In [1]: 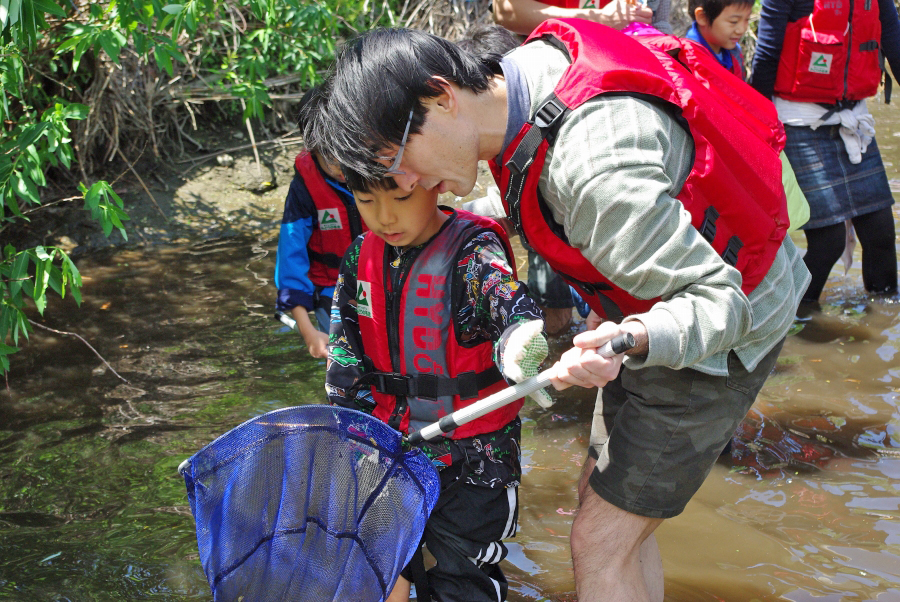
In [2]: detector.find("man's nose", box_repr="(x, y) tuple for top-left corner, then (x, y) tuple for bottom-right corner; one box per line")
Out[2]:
(391, 170), (419, 192)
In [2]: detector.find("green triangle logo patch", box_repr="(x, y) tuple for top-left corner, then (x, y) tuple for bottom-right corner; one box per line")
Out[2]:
(808, 52), (832, 75)
(356, 281), (372, 318)
(318, 208), (343, 231)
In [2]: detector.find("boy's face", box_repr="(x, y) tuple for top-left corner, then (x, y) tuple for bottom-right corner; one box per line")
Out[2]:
(697, 4), (752, 53)
(353, 184), (446, 249)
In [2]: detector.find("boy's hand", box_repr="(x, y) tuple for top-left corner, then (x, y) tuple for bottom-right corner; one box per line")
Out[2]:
(305, 330), (329, 359)
(291, 307), (330, 359)
(500, 319), (553, 408)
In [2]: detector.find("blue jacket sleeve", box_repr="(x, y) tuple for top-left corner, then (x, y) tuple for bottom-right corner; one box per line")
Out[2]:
(879, 0), (900, 79)
(274, 175), (317, 312)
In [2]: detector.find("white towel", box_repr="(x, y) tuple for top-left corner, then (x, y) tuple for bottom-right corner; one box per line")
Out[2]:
(774, 97), (876, 164)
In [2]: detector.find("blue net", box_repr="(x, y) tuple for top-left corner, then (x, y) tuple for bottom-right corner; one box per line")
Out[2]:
(181, 405), (441, 602)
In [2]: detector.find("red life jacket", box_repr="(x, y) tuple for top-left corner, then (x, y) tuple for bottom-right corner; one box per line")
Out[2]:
(728, 46), (745, 80)
(535, 0), (611, 8)
(355, 209), (522, 438)
(489, 19), (789, 321)
(294, 151), (367, 288)
(774, 0), (882, 103)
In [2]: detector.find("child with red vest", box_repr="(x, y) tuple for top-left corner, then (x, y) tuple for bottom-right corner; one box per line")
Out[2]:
(684, 0), (752, 80)
(326, 172), (547, 602)
(274, 92), (366, 358)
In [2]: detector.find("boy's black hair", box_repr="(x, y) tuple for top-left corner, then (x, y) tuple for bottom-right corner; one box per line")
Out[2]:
(343, 168), (400, 194)
(303, 28), (502, 183)
(457, 23), (521, 60)
(689, 0), (753, 25)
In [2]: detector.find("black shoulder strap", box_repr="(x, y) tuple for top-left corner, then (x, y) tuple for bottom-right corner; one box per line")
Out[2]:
(503, 93), (569, 244)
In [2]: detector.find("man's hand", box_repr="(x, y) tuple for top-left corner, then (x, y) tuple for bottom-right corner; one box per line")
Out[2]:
(550, 319), (648, 390)
(587, 0), (652, 30)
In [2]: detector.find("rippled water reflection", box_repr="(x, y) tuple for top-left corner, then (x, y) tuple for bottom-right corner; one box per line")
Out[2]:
(2, 102), (899, 601)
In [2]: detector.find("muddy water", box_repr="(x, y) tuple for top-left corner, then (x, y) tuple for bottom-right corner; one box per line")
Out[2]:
(1, 102), (899, 601)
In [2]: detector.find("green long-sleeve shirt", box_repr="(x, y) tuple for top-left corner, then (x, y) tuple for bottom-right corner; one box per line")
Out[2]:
(503, 40), (811, 375)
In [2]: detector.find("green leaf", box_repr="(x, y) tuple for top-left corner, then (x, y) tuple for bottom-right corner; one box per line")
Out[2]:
(11, 173), (39, 205)
(31, 0), (66, 18)
(62, 103), (89, 120)
(98, 30), (123, 63)
(154, 45), (173, 76)
(17, 122), (48, 149)
(0, 343), (19, 355)
(161, 3), (182, 13)
(8, 251), (28, 299)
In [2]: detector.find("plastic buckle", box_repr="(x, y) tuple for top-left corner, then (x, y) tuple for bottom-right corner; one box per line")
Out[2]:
(722, 236), (743, 266)
(534, 97), (565, 130)
(377, 373), (413, 397)
(699, 206), (719, 242)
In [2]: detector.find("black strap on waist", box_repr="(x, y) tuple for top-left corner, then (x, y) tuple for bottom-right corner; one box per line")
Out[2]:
(860, 40), (879, 52)
(355, 364), (504, 401)
(307, 249), (342, 269)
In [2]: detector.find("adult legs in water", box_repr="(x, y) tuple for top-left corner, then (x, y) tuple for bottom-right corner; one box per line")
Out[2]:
(852, 207), (897, 295)
(802, 206), (898, 302)
(572, 456), (664, 602)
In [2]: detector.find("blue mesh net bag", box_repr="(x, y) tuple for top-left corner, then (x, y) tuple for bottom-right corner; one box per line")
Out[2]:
(180, 405), (441, 602)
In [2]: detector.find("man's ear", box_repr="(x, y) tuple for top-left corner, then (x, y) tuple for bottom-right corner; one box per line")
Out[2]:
(694, 6), (710, 27)
(427, 76), (459, 117)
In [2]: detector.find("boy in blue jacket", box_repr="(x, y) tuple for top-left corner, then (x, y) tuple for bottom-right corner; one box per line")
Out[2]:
(685, 0), (753, 79)
(274, 89), (366, 357)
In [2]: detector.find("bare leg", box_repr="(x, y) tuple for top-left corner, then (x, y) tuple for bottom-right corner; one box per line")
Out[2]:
(386, 575), (410, 602)
(573, 456), (664, 602)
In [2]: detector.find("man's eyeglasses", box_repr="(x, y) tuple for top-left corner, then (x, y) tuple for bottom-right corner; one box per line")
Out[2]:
(377, 109), (414, 176)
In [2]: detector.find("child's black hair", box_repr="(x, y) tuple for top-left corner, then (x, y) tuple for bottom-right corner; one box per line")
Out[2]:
(457, 24), (521, 60)
(689, 0), (753, 25)
(343, 169), (400, 195)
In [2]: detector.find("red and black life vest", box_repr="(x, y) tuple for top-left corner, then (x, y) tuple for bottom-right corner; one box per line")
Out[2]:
(774, 0), (882, 104)
(355, 209), (522, 438)
(535, 0), (611, 8)
(489, 19), (789, 322)
(727, 46), (745, 80)
(294, 151), (366, 288)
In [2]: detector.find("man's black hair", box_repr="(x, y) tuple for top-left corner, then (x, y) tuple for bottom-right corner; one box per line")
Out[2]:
(303, 27), (501, 182)
(688, 0), (753, 26)
(297, 86), (320, 132)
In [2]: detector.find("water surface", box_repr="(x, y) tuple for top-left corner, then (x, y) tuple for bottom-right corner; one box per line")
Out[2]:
(2, 102), (899, 601)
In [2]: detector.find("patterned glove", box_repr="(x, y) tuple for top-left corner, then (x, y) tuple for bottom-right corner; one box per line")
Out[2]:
(499, 319), (553, 408)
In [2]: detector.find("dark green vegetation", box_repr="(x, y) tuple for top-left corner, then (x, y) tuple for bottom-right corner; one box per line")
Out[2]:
(1, 0), (496, 375)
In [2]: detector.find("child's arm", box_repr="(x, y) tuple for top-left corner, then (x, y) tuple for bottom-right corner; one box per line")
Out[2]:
(455, 230), (551, 405)
(290, 306), (329, 358)
(325, 239), (375, 412)
(274, 175), (321, 357)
